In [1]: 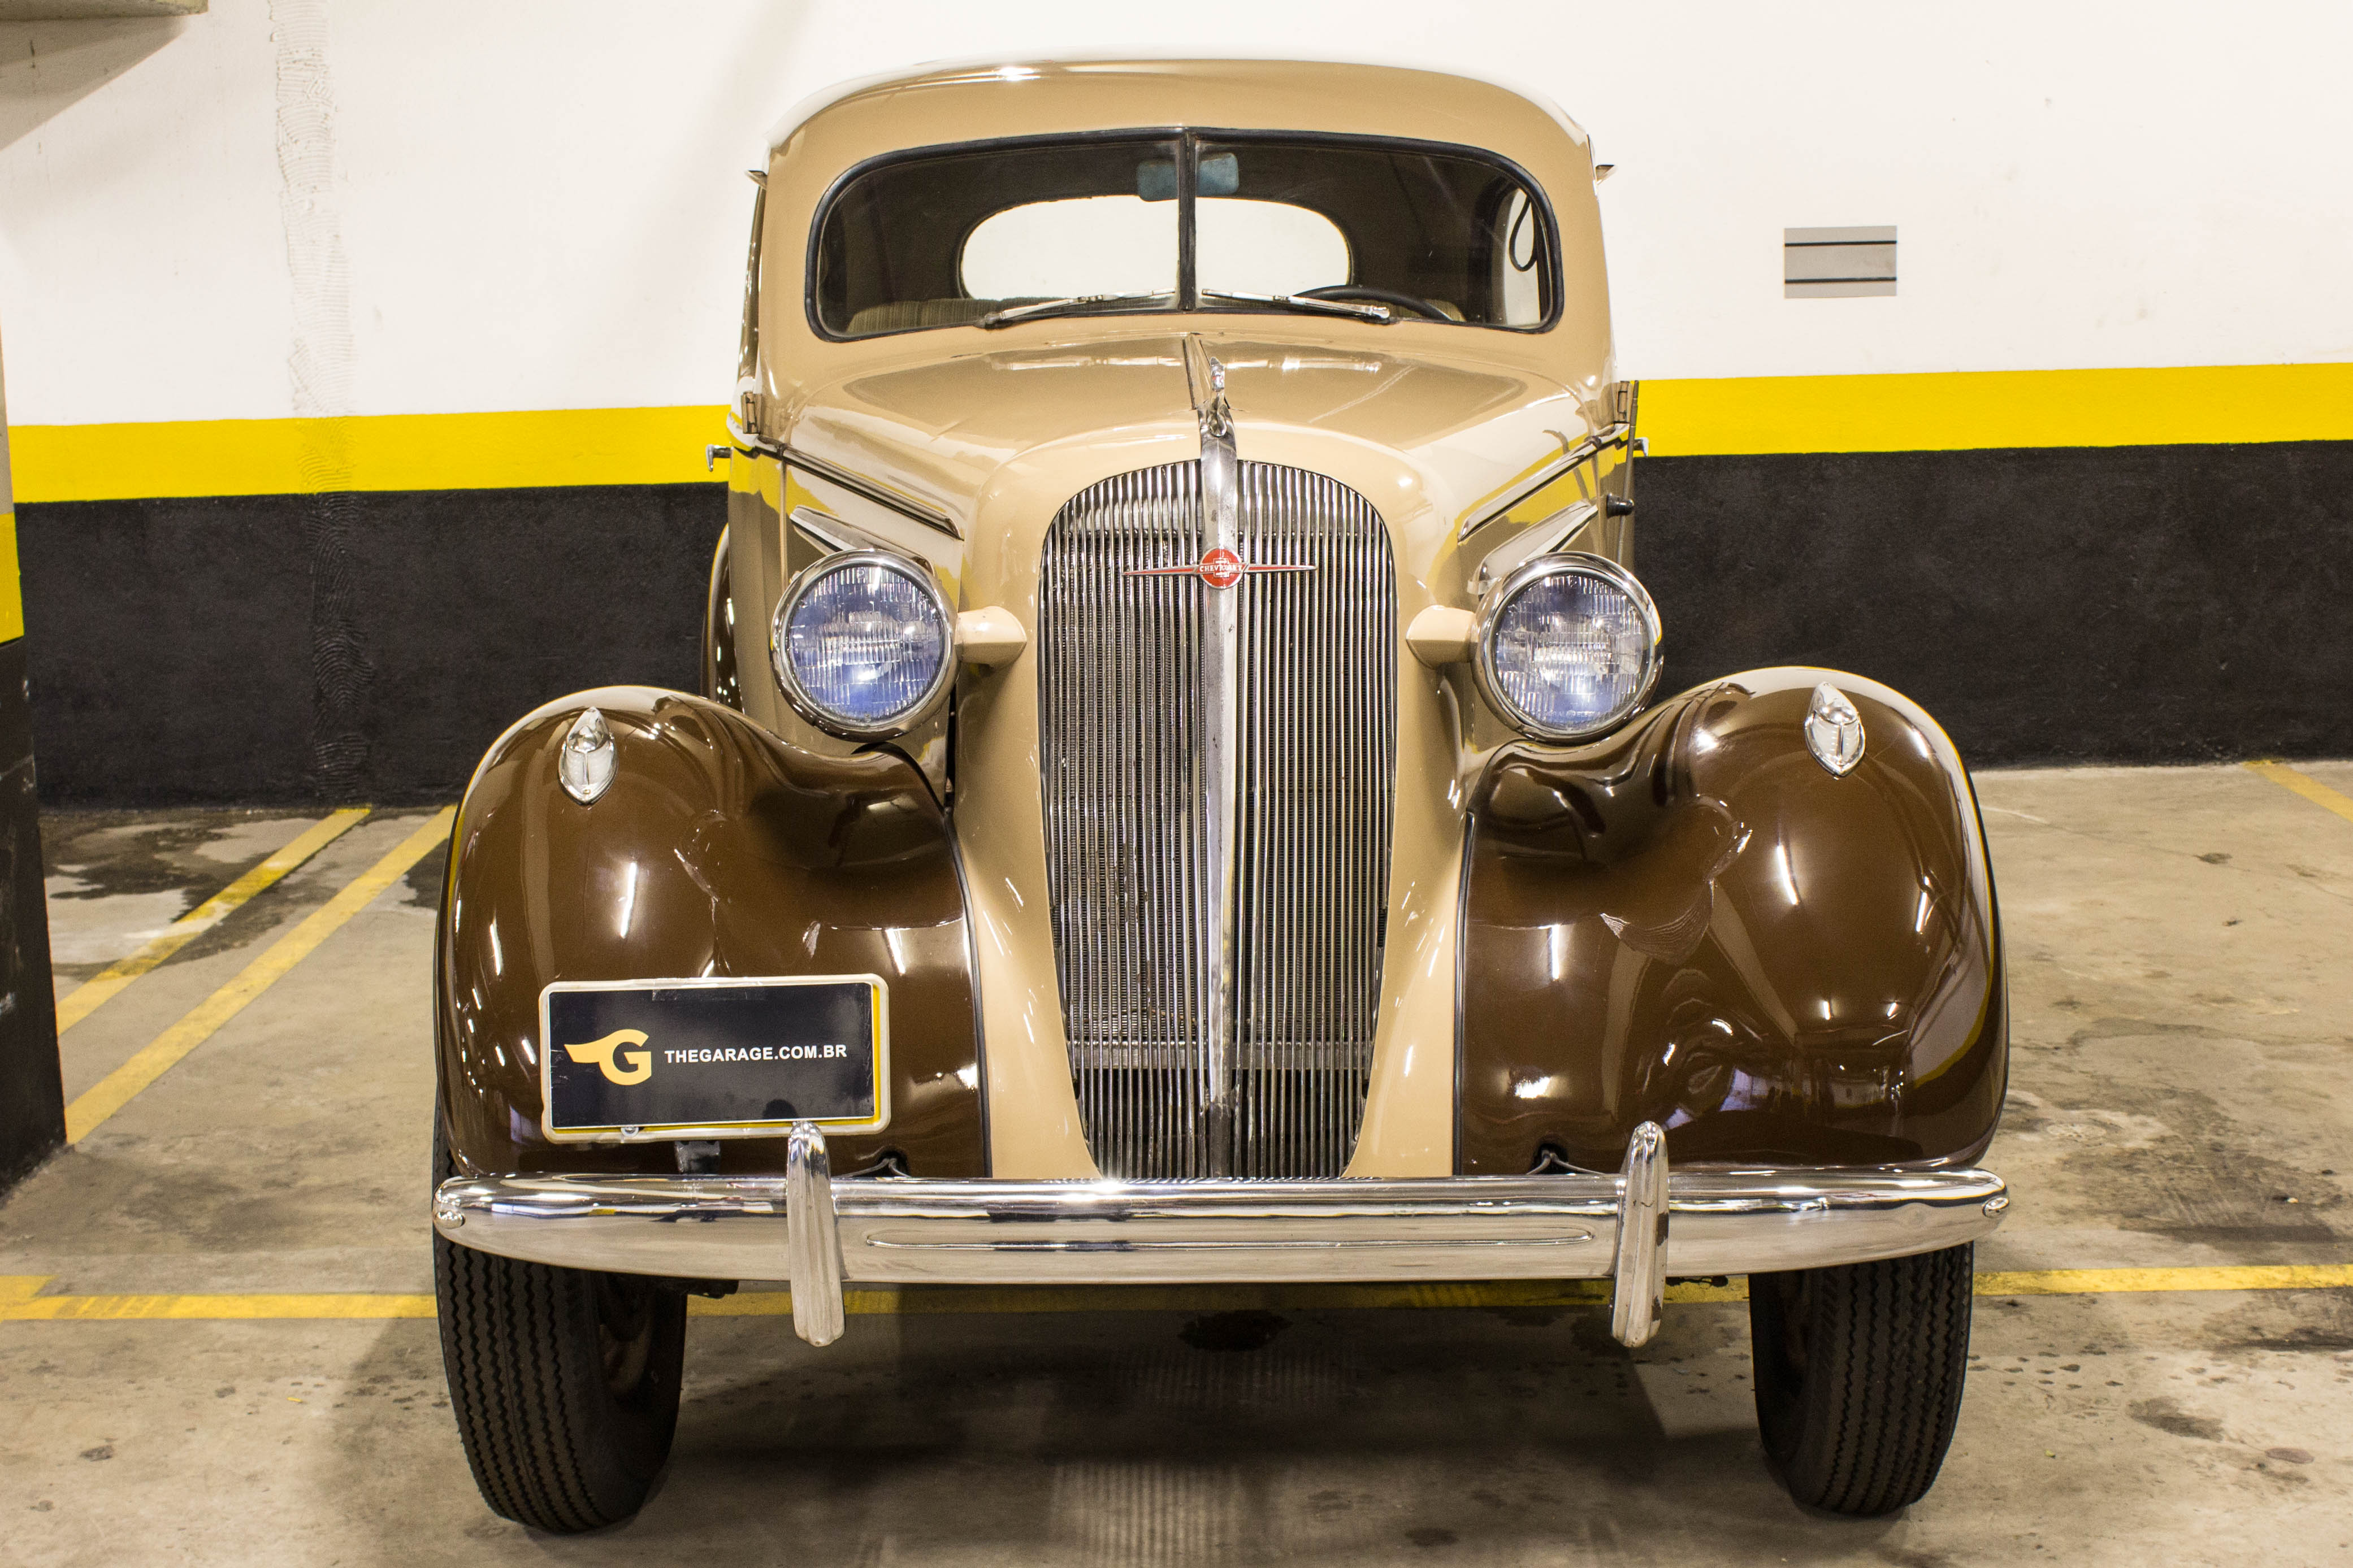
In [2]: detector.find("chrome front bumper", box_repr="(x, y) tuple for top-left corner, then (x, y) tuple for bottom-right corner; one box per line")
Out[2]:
(432, 1122), (2009, 1349)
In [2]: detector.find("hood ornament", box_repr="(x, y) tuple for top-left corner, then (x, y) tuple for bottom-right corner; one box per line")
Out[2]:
(1804, 683), (1866, 776)
(1125, 356), (1315, 588)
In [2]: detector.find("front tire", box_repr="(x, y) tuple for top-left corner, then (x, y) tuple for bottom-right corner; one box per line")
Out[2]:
(432, 1119), (686, 1532)
(1748, 1243), (1974, 1515)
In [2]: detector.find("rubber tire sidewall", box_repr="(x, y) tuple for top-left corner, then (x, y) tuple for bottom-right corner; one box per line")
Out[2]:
(1749, 1243), (1975, 1516)
(432, 1115), (687, 1532)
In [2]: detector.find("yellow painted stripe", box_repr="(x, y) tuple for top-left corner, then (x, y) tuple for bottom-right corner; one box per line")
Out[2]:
(0, 1289), (436, 1322)
(0, 508), (22, 642)
(2245, 759), (2353, 826)
(1973, 1265), (2353, 1297)
(12, 362), (2353, 502)
(1640, 361), (2353, 457)
(55, 808), (370, 1034)
(9, 406), (729, 504)
(61, 808), (454, 1143)
(3, 1265), (2348, 1322)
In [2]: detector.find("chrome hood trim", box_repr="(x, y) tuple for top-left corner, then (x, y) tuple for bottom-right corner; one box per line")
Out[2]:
(1197, 353), (1244, 1172)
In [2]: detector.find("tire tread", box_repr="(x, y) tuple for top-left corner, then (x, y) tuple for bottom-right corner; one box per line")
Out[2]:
(1752, 1243), (1973, 1515)
(433, 1122), (678, 1532)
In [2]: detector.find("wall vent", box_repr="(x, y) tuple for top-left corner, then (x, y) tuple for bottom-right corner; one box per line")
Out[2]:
(1784, 226), (1895, 298)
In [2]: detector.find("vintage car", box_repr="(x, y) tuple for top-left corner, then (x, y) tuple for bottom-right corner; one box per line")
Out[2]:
(428, 58), (2008, 1531)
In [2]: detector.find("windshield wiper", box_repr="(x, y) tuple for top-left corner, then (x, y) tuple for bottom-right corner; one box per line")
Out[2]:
(979, 288), (1392, 330)
(1199, 289), (1393, 323)
(977, 292), (1177, 329)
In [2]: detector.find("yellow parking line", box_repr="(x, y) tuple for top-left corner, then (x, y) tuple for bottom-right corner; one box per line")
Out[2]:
(0, 1287), (435, 1321)
(55, 808), (370, 1033)
(2245, 759), (2353, 825)
(3, 1263), (2348, 1322)
(61, 808), (455, 1144)
(1973, 1264), (2353, 1296)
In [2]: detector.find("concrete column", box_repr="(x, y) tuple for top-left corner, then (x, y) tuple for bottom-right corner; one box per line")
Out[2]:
(0, 328), (65, 1193)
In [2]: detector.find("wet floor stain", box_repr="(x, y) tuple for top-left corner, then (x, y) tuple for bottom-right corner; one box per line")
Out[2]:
(41, 811), (318, 982)
(2202, 1289), (2353, 1354)
(2127, 1396), (2224, 1441)
(41, 810), (312, 904)
(36, 807), (408, 986)
(402, 853), (444, 911)
(1998, 1050), (2346, 1249)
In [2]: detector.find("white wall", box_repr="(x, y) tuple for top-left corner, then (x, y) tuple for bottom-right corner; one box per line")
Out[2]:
(3, 0), (2350, 427)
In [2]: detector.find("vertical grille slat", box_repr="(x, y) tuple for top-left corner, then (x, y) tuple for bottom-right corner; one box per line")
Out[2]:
(1038, 460), (1397, 1179)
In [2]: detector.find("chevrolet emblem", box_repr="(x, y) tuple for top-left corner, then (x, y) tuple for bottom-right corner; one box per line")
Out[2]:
(1124, 547), (1315, 589)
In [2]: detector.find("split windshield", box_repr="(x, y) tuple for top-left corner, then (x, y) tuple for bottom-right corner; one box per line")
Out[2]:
(811, 132), (1556, 338)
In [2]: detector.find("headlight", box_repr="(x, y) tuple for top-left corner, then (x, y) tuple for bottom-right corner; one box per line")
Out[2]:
(770, 550), (954, 739)
(1474, 553), (1661, 741)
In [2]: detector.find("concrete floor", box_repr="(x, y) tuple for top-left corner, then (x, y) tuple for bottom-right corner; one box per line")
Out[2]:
(1, 762), (2348, 1565)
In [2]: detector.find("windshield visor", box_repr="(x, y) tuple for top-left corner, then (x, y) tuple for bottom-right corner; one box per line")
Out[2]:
(809, 132), (1558, 338)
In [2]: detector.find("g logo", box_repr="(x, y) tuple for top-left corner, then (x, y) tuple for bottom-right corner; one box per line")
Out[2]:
(565, 1028), (652, 1085)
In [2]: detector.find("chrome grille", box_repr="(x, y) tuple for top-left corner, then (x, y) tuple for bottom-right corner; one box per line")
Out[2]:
(1037, 461), (1396, 1178)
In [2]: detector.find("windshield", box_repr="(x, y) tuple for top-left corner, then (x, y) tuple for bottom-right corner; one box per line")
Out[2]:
(810, 131), (1557, 338)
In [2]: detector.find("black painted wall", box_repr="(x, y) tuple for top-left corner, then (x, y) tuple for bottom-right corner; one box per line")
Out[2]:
(20, 484), (725, 805)
(1635, 441), (2353, 767)
(14, 437), (2351, 805)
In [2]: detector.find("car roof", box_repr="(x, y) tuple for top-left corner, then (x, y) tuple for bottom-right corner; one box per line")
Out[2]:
(765, 56), (1589, 170)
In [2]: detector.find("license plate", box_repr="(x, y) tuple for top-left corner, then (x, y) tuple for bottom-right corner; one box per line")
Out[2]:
(539, 974), (889, 1143)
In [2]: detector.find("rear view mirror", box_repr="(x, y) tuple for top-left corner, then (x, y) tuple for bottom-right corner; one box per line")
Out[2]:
(1137, 152), (1240, 202)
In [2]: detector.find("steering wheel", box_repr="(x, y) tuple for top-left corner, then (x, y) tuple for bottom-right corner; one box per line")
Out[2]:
(1298, 284), (1453, 322)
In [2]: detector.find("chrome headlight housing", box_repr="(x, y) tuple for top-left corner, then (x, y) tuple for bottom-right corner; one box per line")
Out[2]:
(770, 550), (955, 739)
(1474, 553), (1662, 742)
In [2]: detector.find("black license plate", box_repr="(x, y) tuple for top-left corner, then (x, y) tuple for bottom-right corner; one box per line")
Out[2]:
(539, 975), (889, 1142)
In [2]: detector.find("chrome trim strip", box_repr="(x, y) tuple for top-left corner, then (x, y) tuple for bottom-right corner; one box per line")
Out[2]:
(432, 1163), (2009, 1289)
(1197, 359), (1242, 1176)
(786, 503), (881, 558)
(1124, 560), (1316, 579)
(1455, 422), (1631, 543)
(860, 1232), (1597, 1253)
(724, 416), (962, 540)
(1471, 498), (1599, 597)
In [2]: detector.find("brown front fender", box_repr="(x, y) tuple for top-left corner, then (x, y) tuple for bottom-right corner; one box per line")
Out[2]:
(1458, 668), (2005, 1174)
(436, 687), (985, 1179)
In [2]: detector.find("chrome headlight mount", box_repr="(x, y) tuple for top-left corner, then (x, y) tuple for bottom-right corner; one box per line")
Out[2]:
(1473, 552), (1662, 743)
(770, 550), (956, 740)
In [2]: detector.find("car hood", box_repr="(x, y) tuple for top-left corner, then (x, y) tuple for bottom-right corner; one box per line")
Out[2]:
(778, 324), (1606, 574)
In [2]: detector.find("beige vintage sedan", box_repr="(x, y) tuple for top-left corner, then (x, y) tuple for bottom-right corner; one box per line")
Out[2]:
(430, 58), (2009, 1531)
